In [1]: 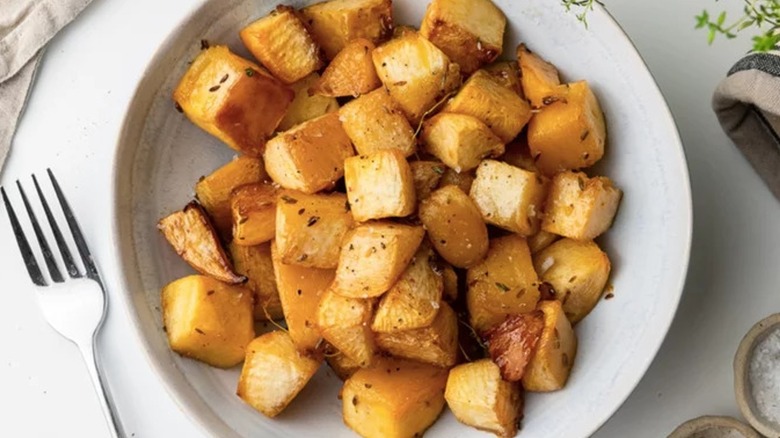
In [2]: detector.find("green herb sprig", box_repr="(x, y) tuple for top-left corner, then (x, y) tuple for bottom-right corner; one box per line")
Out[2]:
(563, 0), (780, 52)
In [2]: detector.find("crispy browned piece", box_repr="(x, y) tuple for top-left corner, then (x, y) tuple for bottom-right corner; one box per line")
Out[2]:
(173, 46), (293, 157)
(158, 202), (244, 284)
(483, 311), (545, 382)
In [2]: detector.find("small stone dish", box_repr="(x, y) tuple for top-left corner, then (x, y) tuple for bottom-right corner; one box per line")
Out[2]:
(734, 313), (780, 438)
(668, 415), (759, 438)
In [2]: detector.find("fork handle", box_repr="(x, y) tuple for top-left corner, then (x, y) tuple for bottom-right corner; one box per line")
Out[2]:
(79, 339), (122, 438)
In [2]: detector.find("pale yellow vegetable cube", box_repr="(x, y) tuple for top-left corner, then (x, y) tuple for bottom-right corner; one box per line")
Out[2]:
(301, 0), (393, 60)
(372, 244), (443, 332)
(278, 73), (339, 131)
(420, 0), (506, 74)
(522, 300), (577, 392)
(466, 235), (541, 333)
(195, 156), (268, 237)
(229, 242), (283, 321)
(344, 150), (416, 222)
(422, 113), (504, 173)
(445, 359), (523, 437)
(239, 6), (323, 84)
(311, 38), (381, 97)
(162, 275), (254, 368)
(372, 32), (461, 122)
(338, 88), (416, 157)
(534, 238), (611, 323)
(517, 43), (562, 108)
(316, 289), (376, 367)
(527, 80), (607, 175)
(470, 160), (549, 236)
(271, 243), (335, 352)
(264, 112), (355, 194)
(237, 331), (322, 417)
(333, 222), (425, 298)
(230, 182), (277, 246)
(173, 46), (293, 157)
(375, 302), (458, 368)
(419, 185), (489, 268)
(442, 69), (532, 143)
(342, 357), (447, 438)
(542, 171), (622, 240)
(275, 190), (353, 269)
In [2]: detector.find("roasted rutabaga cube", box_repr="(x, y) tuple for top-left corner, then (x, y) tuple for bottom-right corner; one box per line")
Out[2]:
(263, 112), (355, 194)
(527, 80), (607, 175)
(161, 275), (254, 368)
(372, 244), (444, 333)
(534, 238), (611, 324)
(158, 202), (244, 284)
(237, 331), (322, 417)
(467, 234), (541, 333)
(372, 32), (461, 122)
(239, 5), (323, 84)
(483, 61), (523, 96)
(333, 222), (425, 298)
(338, 87), (416, 157)
(444, 359), (523, 438)
(442, 69), (532, 143)
(344, 150), (416, 222)
(522, 300), (578, 392)
(326, 348), (362, 380)
(422, 113), (505, 173)
(342, 357), (448, 438)
(229, 242), (283, 321)
(419, 185), (489, 269)
(271, 243), (335, 352)
(301, 0), (393, 60)
(409, 161), (445, 201)
(375, 301), (459, 368)
(230, 182), (277, 246)
(420, 0), (506, 74)
(312, 38), (381, 97)
(542, 171), (622, 240)
(517, 43), (563, 108)
(442, 262), (459, 302)
(483, 311), (545, 382)
(469, 160), (549, 236)
(278, 73), (339, 131)
(316, 289), (376, 367)
(195, 156), (267, 237)
(173, 46), (293, 156)
(274, 190), (353, 269)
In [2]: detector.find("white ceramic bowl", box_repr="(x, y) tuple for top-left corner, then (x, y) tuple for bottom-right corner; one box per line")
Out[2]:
(111, 0), (692, 436)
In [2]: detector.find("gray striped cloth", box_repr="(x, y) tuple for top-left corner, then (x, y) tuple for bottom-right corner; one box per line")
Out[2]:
(713, 51), (780, 200)
(0, 0), (93, 174)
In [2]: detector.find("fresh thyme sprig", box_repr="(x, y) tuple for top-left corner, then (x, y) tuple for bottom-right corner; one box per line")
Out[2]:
(561, 0), (605, 27)
(563, 0), (780, 52)
(695, 0), (780, 52)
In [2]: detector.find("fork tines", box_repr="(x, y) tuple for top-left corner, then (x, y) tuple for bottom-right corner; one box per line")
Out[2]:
(1, 170), (95, 286)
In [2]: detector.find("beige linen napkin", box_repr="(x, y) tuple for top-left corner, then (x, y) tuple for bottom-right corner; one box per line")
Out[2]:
(0, 0), (93, 173)
(713, 50), (780, 200)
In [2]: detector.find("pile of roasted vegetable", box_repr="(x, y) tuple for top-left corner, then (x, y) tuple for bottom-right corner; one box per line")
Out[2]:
(157, 0), (622, 436)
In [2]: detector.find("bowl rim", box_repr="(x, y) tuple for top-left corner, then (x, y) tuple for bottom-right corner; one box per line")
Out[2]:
(734, 313), (780, 437)
(668, 415), (760, 438)
(108, 1), (693, 437)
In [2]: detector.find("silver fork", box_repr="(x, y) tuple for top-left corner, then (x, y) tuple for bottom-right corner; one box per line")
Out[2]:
(1, 169), (121, 438)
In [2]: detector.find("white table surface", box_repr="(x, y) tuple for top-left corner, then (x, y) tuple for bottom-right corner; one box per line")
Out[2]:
(0, 0), (777, 437)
